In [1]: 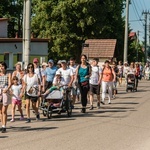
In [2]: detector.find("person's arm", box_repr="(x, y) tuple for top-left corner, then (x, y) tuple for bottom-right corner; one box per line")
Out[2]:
(112, 68), (116, 82)
(3, 73), (12, 93)
(20, 75), (27, 97)
(68, 75), (74, 87)
(37, 75), (41, 96)
(98, 67), (102, 85)
(74, 65), (79, 82)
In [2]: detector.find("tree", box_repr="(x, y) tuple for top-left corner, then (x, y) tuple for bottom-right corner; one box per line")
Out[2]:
(0, 0), (23, 37)
(32, 0), (125, 61)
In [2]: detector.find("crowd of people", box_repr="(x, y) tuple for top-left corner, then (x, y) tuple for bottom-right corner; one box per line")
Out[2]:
(0, 54), (148, 133)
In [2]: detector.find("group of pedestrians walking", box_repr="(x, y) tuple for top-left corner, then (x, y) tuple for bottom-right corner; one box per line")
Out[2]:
(0, 54), (146, 133)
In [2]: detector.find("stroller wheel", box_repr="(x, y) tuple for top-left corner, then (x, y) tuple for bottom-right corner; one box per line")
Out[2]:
(47, 105), (52, 119)
(43, 110), (47, 117)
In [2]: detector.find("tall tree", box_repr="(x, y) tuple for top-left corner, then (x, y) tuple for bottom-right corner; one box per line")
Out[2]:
(31, 0), (125, 61)
(0, 0), (23, 37)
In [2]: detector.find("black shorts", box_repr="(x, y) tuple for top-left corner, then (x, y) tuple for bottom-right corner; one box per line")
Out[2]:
(89, 84), (100, 95)
(25, 93), (38, 102)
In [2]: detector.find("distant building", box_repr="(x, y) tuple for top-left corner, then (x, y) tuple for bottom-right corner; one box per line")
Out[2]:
(82, 39), (117, 66)
(129, 32), (137, 40)
(0, 18), (49, 70)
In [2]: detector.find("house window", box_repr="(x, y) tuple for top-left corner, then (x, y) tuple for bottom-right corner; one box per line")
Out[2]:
(4, 53), (9, 68)
(17, 53), (22, 62)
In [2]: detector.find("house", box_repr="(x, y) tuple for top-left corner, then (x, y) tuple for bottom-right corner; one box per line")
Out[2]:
(0, 18), (49, 70)
(82, 39), (117, 66)
(129, 32), (137, 40)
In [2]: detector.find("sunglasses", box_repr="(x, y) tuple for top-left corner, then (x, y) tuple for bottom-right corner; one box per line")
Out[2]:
(13, 79), (18, 80)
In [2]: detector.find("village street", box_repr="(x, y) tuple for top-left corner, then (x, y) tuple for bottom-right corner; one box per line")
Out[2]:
(0, 79), (150, 150)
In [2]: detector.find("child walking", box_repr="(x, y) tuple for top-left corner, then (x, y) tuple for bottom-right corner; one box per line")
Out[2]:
(10, 76), (24, 122)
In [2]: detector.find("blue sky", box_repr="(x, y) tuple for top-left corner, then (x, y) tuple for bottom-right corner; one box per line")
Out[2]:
(128, 0), (150, 42)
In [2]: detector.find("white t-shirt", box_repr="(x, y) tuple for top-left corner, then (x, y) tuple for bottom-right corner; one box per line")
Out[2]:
(117, 65), (123, 74)
(23, 74), (39, 92)
(34, 67), (43, 82)
(57, 68), (73, 85)
(89, 66), (102, 85)
(11, 84), (22, 100)
(123, 66), (129, 75)
(69, 65), (77, 75)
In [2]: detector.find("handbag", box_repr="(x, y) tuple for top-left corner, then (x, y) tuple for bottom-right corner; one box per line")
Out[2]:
(27, 85), (39, 97)
(81, 81), (89, 86)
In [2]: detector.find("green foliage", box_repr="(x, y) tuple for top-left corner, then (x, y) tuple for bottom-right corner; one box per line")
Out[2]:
(0, 0), (23, 37)
(32, 0), (125, 61)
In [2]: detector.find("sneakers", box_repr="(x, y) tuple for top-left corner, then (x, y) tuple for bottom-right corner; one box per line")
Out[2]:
(101, 101), (105, 105)
(20, 116), (24, 121)
(81, 108), (86, 113)
(89, 105), (93, 110)
(108, 102), (111, 104)
(10, 119), (15, 122)
(25, 118), (31, 123)
(113, 95), (116, 99)
(1, 127), (6, 133)
(36, 114), (40, 121)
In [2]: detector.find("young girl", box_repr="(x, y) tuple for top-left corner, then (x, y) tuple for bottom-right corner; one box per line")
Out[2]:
(10, 76), (24, 122)
(43, 72), (65, 96)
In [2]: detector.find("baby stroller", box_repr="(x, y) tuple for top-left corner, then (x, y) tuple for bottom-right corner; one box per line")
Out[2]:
(40, 86), (72, 119)
(126, 72), (136, 92)
(145, 70), (150, 80)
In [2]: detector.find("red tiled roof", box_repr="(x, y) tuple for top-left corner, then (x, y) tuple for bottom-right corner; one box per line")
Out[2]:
(0, 18), (8, 21)
(129, 32), (136, 37)
(82, 39), (117, 58)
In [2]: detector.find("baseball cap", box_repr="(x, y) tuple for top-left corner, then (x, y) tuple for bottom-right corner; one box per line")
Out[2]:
(33, 58), (39, 63)
(48, 59), (54, 64)
(61, 60), (67, 63)
(42, 62), (48, 66)
(57, 60), (62, 64)
(55, 71), (61, 75)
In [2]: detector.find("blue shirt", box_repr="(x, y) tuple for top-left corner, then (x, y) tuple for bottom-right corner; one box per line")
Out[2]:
(78, 66), (89, 83)
(44, 66), (57, 82)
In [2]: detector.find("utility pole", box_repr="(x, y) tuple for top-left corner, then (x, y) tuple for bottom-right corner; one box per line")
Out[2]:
(136, 30), (139, 62)
(149, 15), (150, 46)
(23, 0), (31, 69)
(123, 0), (129, 63)
(142, 10), (150, 63)
(22, 0), (26, 69)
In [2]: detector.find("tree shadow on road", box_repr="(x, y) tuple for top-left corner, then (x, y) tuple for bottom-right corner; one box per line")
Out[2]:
(0, 136), (8, 138)
(7, 126), (58, 132)
(113, 102), (139, 105)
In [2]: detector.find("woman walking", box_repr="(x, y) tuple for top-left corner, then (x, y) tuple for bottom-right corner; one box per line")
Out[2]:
(75, 54), (91, 113)
(22, 63), (41, 123)
(0, 61), (12, 133)
(101, 60), (116, 104)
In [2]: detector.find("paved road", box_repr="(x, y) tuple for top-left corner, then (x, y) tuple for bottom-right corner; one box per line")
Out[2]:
(0, 79), (150, 150)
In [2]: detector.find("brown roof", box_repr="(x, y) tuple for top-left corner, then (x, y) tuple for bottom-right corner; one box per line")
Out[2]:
(0, 18), (8, 21)
(82, 39), (117, 58)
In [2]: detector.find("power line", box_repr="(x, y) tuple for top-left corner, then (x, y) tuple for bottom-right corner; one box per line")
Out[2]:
(132, 0), (144, 28)
(142, 0), (147, 10)
(139, 0), (145, 11)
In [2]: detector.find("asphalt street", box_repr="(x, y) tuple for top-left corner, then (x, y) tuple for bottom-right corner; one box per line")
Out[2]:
(0, 79), (150, 150)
